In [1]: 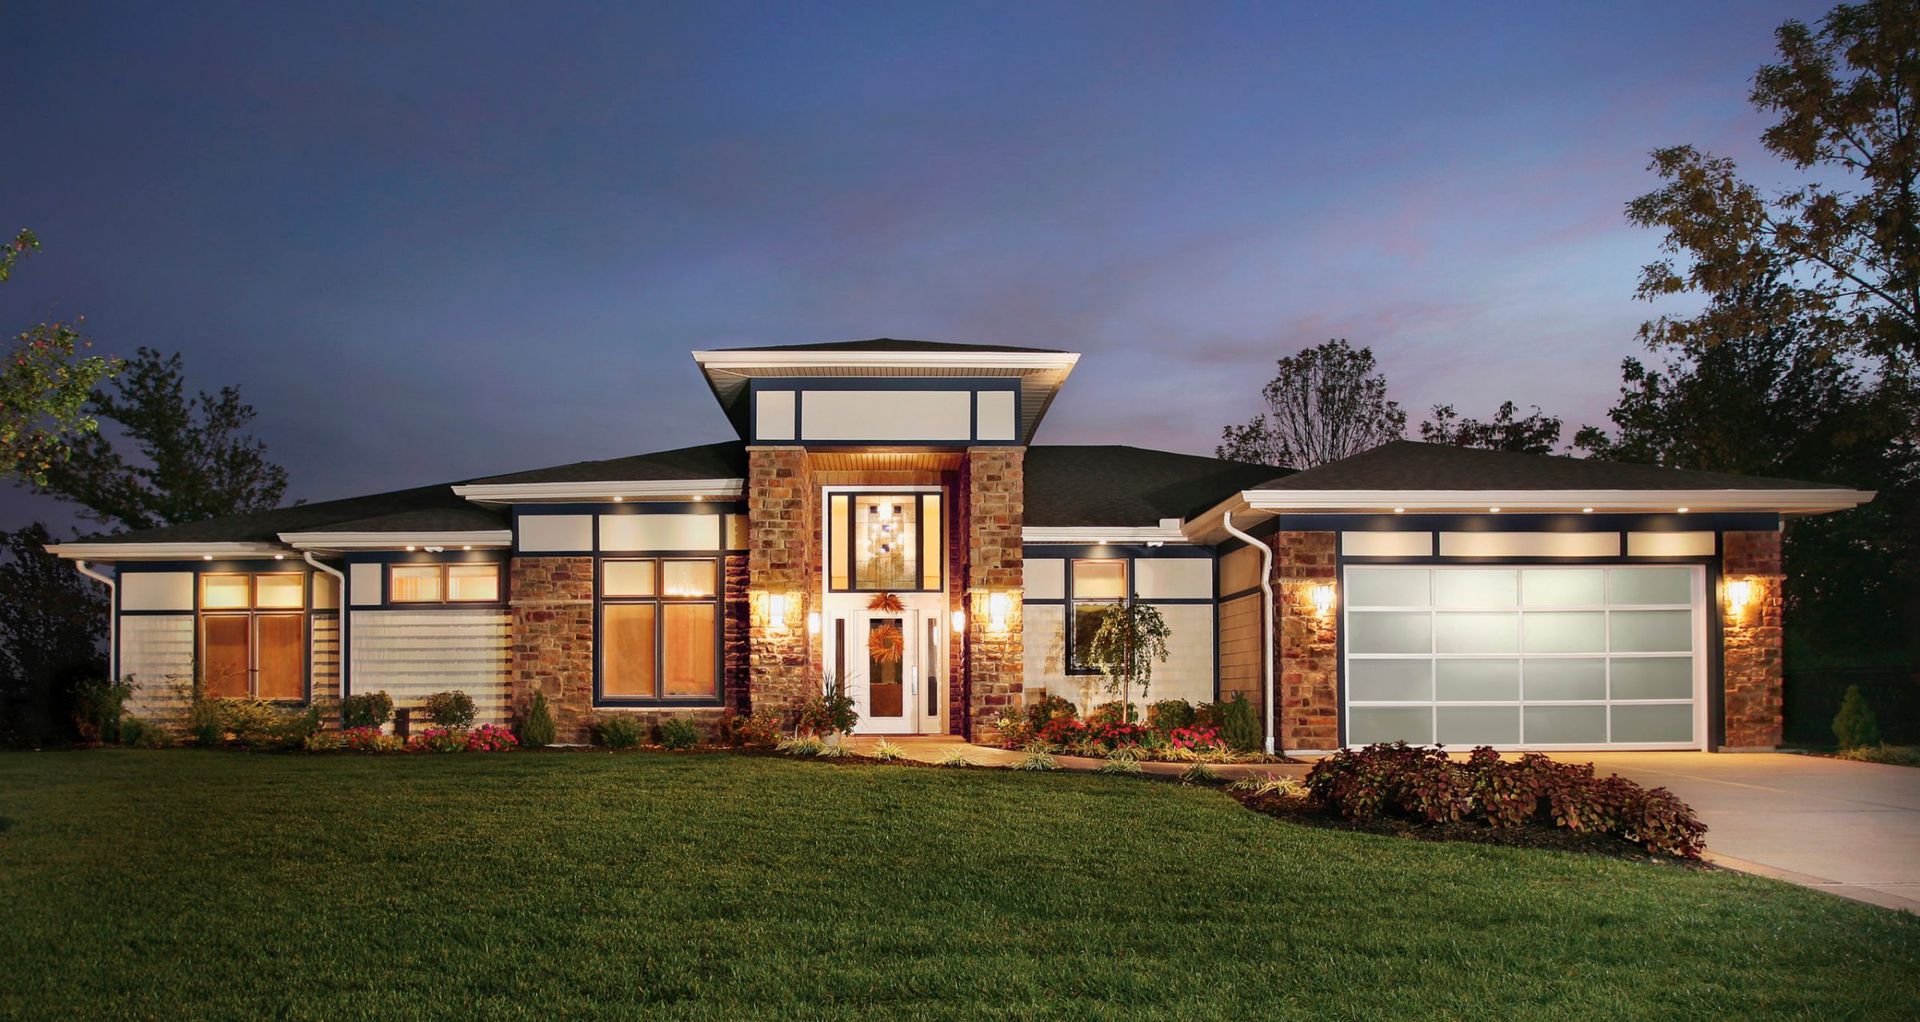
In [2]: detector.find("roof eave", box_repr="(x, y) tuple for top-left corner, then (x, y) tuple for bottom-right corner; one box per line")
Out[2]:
(1237, 488), (1878, 516)
(278, 530), (514, 551)
(46, 541), (290, 561)
(452, 479), (746, 503)
(691, 349), (1081, 371)
(1023, 521), (1189, 545)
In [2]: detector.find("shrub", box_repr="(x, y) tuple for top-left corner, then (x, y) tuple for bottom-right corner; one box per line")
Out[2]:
(273, 705), (323, 749)
(1836, 743), (1920, 766)
(186, 699), (224, 747)
(518, 691), (557, 748)
(1085, 701), (1137, 726)
(1169, 725), (1221, 752)
(796, 676), (860, 736)
(71, 679), (131, 743)
(1024, 694), (1078, 731)
(1180, 761), (1223, 786)
(117, 714), (148, 747)
(341, 726), (400, 752)
(1037, 716), (1087, 747)
(869, 739), (907, 762)
(1218, 692), (1261, 753)
(657, 717), (701, 750)
(1147, 699), (1196, 734)
(407, 727), (466, 753)
(466, 724), (518, 752)
(592, 715), (645, 750)
(1833, 685), (1882, 749)
(304, 730), (342, 752)
(1097, 751), (1143, 775)
(1091, 720), (1152, 750)
(728, 711), (783, 750)
(777, 735), (829, 757)
(936, 746), (972, 768)
(991, 709), (1035, 749)
(340, 692), (394, 731)
(422, 690), (476, 729)
(1192, 701), (1222, 729)
(1014, 743), (1057, 771)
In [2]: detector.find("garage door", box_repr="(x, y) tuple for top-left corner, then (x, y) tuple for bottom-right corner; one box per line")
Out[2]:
(1342, 565), (1705, 750)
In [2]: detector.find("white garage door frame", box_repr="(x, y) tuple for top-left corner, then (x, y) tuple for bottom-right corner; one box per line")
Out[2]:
(1340, 563), (1709, 752)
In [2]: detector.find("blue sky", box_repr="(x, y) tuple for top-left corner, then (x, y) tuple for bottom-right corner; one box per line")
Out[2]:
(0, 0), (1825, 529)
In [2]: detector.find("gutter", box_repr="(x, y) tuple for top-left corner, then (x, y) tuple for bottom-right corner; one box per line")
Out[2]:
(73, 561), (117, 684)
(1220, 511), (1278, 757)
(304, 552), (348, 699)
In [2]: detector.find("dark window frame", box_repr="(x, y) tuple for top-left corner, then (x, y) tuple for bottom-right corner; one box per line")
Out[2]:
(1067, 557), (1130, 675)
(827, 490), (945, 594)
(595, 556), (724, 706)
(197, 571), (310, 703)
(387, 562), (502, 604)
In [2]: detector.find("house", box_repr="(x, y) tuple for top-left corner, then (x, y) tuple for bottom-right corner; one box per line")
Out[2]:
(48, 339), (1875, 752)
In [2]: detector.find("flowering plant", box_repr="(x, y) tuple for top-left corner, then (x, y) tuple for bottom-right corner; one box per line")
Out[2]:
(465, 724), (519, 752)
(1037, 716), (1088, 746)
(1092, 721), (1152, 749)
(341, 726), (395, 752)
(1170, 726), (1221, 752)
(407, 727), (466, 753)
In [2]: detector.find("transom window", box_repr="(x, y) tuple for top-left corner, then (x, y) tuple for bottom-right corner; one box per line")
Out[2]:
(826, 492), (943, 592)
(389, 563), (501, 603)
(600, 558), (720, 702)
(199, 572), (306, 701)
(1069, 558), (1129, 673)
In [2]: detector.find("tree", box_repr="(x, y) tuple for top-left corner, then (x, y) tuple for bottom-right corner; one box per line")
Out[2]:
(37, 347), (290, 531)
(2, 230), (122, 486)
(0, 523), (108, 745)
(1418, 401), (1563, 453)
(1628, 1), (1920, 363)
(1084, 603), (1171, 722)
(1217, 339), (1406, 468)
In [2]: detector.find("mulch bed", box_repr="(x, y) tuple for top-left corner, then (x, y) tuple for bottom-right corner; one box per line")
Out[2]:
(1227, 789), (1713, 869)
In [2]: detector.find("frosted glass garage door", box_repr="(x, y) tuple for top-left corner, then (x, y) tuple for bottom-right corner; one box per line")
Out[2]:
(1343, 565), (1704, 749)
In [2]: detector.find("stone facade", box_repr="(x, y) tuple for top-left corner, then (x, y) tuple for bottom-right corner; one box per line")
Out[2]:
(1722, 529), (1785, 749)
(508, 556), (596, 743)
(962, 447), (1024, 737)
(746, 447), (819, 719)
(1272, 530), (1338, 752)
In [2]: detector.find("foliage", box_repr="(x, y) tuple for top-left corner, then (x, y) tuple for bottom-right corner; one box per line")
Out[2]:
(1097, 752), (1143, 775)
(517, 690), (556, 748)
(991, 708), (1035, 749)
(1, 230), (123, 487)
(201, 698), (319, 750)
(407, 727), (466, 754)
(936, 746), (972, 767)
(656, 716), (702, 750)
(1013, 743), (1057, 771)
(868, 739), (907, 762)
(776, 734), (829, 758)
(1217, 692), (1262, 753)
(1083, 601), (1172, 721)
(68, 678), (129, 743)
(118, 714), (170, 749)
(1418, 401), (1562, 453)
(340, 692), (393, 731)
(34, 347), (288, 531)
(1832, 684), (1883, 748)
(1092, 721), (1152, 750)
(302, 730), (342, 752)
(1217, 339), (1406, 468)
(1146, 699), (1194, 734)
(1023, 693), (1077, 731)
(0, 522), (108, 746)
(1305, 744), (1709, 858)
(1228, 773), (1307, 798)
(795, 673), (858, 736)
(1169, 726), (1221, 752)
(421, 690), (475, 729)
(1834, 743), (1920, 766)
(592, 715), (645, 750)
(717, 711), (782, 749)
(1179, 762), (1223, 786)
(465, 724), (518, 753)
(186, 698), (223, 747)
(1037, 716), (1087, 747)
(340, 726), (401, 753)
(1085, 701), (1138, 726)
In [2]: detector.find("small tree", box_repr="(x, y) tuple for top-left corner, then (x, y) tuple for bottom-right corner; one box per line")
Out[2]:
(1217, 339), (1405, 468)
(1832, 685), (1882, 749)
(2, 230), (122, 486)
(1084, 604), (1172, 722)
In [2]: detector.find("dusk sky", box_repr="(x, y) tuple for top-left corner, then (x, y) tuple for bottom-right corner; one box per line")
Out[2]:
(2, 1), (1826, 531)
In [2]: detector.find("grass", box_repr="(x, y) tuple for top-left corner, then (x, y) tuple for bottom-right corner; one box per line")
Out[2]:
(2, 751), (1917, 1020)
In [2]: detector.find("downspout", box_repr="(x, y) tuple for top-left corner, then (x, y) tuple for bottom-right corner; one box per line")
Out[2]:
(1221, 511), (1279, 757)
(304, 551), (347, 699)
(74, 561), (117, 684)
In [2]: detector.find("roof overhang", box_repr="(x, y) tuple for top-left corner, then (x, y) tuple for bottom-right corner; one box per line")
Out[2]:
(1023, 521), (1190, 546)
(452, 479), (746, 504)
(46, 541), (290, 562)
(278, 530), (514, 551)
(691, 348), (1080, 443)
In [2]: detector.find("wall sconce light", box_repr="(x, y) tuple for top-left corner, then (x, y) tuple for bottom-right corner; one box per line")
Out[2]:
(987, 591), (1012, 633)
(950, 608), (966, 632)
(1725, 579), (1755, 615)
(1310, 583), (1336, 617)
(806, 611), (821, 637)
(766, 592), (789, 633)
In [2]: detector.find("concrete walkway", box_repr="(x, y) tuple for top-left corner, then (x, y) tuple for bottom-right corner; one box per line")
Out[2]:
(1570, 752), (1920, 914)
(840, 735), (1307, 781)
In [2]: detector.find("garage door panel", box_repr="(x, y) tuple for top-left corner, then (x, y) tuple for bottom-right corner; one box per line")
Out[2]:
(1435, 659), (1519, 701)
(1523, 659), (1606, 700)
(1610, 611), (1692, 652)
(1348, 660), (1432, 701)
(1521, 612), (1606, 654)
(1347, 568), (1430, 607)
(1520, 569), (1605, 607)
(1523, 704), (1608, 744)
(1610, 704), (1693, 743)
(1434, 613), (1518, 654)
(1438, 706), (1520, 746)
(1610, 566), (1692, 605)
(1350, 706), (1433, 745)
(1348, 612), (1431, 654)
(1610, 657), (1693, 699)
(1434, 569), (1516, 607)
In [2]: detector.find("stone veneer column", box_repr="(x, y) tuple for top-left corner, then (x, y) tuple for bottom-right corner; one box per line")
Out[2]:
(747, 447), (818, 719)
(962, 447), (1024, 737)
(509, 556), (596, 744)
(1721, 529), (1785, 749)
(1272, 531), (1339, 751)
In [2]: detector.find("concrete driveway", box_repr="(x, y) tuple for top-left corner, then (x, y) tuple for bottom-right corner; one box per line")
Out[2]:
(1575, 752), (1920, 913)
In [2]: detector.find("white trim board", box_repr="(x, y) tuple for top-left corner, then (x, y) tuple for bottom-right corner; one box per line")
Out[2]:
(46, 541), (289, 561)
(452, 479), (745, 503)
(279, 530), (514, 551)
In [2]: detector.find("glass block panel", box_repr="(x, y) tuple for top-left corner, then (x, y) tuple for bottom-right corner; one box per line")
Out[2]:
(1347, 659), (1432, 702)
(1346, 568), (1429, 608)
(1610, 611), (1692, 652)
(1074, 560), (1127, 600)
(447, 564), (499, 602)
(661, 560), (716, 598)
(1434, 569), (1516, 608)
(1523, 704), (1607, 744)
(253, 574), (305, 609)
(853, 496), (917, 589)
(1523, 659), (1606, 701)
(602, 560), (655, 597)
(1348, 706), (1433, 746)
(1610, 657), (1693, 700)
(1520, 568), (1605, 607)
(1522, 612), (1605, 654)
(1610, 704), (1693, 743)
(1437, 705), (1519, 746)
(1611, 567), (1692, 606)
(1347, 611), (1431, 654)
(201, 573), (251, 610)
(1436, 659), (1520, 701)
(1434, 613), (1519, 654)
(389, 565), (441, 603)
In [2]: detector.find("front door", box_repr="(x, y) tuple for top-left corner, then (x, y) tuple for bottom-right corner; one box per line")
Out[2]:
(828, 592), (946, 735)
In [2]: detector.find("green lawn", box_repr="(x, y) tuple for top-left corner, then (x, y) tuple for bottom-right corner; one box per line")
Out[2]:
(1, 752), (1916, 1021)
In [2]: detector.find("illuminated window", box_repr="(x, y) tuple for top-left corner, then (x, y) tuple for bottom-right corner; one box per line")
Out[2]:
(198, 571), (306, 701)
(600, 558), (720, 702)
(1070, 559), (1129, 673)
(388, 563), (501, 603)
(827, 492), (943, 592)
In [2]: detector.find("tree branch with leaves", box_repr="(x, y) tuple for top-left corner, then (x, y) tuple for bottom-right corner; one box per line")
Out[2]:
(1217, 339), (1406, 468)
(1, 230), (121, 486)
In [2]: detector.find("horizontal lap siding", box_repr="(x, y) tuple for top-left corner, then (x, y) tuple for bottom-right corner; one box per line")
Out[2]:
(1218, 593), (1262, 706)
(349, 610), (511, 723)
(1019, 602), (1214, 712)
(312, 614), (341, 705)
(120, 614), (195, 728)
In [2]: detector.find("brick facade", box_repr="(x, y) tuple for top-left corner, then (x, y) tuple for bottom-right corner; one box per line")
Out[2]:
(962, 447), (1024, 737)
(746, 447), (819, 719)
(1721, 529), (1785, 749)
(1272, 531), (1338, 752)
(508, 556), (596, 744)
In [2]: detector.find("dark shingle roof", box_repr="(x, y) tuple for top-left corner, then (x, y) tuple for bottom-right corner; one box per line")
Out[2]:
(1257, 440), (1842, 491)
(465, 442), (747, 485)
(708, 337), (1066, 354)
(78, 483), (505, 545)
(1024, 446), (1285, 528)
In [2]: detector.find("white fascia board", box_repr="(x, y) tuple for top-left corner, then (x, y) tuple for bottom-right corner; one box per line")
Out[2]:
(278, 530), (514, 551)
(1022, 524), (1191, 545)
(451, 479), (746, 503)
(692, 349), (1080, 372)
(1238, 488), (1876, 515)
(45, 541), (288, 561)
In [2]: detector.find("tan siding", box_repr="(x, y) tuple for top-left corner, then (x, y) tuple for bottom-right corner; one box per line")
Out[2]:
(349, 610), (511, 723)
(1219, 545), (1265, 597)
(120, 614), (195, 729)
(311, 613), (341, 705)
(1218, 593), (1263, 704)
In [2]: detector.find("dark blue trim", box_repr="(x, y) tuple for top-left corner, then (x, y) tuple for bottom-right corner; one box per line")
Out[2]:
(510, 504), (748, 556)
(593, 555), (727, 708)
(1021, 543), (1214, 560)
(342, 552), (508, 611)
(1274, 512), (1780, 533)
(748, 376), (1023, 446)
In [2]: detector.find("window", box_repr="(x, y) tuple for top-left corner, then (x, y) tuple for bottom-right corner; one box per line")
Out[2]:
(600, 558), (720, 702)
(198, 572), (306, 701)
(826, 492), (943, 592)
(1070, 559), (1128, 672)
(387, 562), (501, 603)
